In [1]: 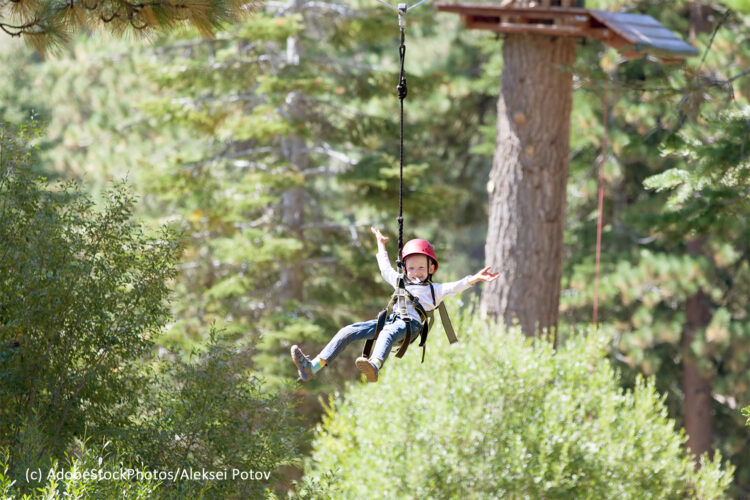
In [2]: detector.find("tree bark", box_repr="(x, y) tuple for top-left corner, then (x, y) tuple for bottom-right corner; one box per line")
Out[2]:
(681, 6), (715, 462)
(279, 25), (306, 303)
(482, 33), (575, 337)
(689, 2), (714, 42)
(682, 239), (713, 461)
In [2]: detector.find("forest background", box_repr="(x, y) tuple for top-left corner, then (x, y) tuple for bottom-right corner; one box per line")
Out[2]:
(0, 0), (748, 497)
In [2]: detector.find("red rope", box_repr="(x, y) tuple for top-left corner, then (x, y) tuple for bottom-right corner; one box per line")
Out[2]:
(593, 177), (604, 326)
(593, 81), (608, 327)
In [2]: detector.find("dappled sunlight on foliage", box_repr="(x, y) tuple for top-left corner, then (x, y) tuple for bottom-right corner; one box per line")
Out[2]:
(306, 306), (733, 498)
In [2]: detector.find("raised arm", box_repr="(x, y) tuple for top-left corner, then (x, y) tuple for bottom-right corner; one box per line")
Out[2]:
(371, 226), (398, 288)
(371, 226), (389, 252)
(437, 266), (499, 305)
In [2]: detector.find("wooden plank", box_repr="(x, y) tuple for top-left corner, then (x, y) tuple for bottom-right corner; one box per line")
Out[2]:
(436, 3), (589, 19)
(579, 27), (612, 41)
(464, 20), (592, 37)
(461, 13), (610, 40)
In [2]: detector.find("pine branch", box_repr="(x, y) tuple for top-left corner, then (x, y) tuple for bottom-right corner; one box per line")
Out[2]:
(178, 146), (279, 173)
(303, 143), (357, 165)
(1, 0), (253, 52)
(727, 68), (750, 84)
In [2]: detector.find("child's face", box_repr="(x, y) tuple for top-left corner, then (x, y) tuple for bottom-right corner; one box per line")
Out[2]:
(405, 255), (435, 282)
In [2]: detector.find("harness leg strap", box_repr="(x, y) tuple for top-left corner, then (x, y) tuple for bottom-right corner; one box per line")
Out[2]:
(394, 318), (413, 359)
(437, 302), (457, 344)
(363, 307), (390, 359)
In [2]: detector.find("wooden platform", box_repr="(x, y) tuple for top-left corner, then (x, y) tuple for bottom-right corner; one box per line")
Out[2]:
(435, 3), (698, 60)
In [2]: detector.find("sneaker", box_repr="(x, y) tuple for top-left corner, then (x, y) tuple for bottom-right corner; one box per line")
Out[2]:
(291, 345), (313, 382)
(355, 356), (379, 383)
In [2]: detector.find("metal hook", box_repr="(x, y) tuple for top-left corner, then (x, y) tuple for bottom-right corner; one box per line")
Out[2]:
(374, 0), (431, 27)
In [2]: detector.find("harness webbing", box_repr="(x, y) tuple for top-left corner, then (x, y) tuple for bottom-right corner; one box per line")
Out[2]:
(362, 280), (458, 364)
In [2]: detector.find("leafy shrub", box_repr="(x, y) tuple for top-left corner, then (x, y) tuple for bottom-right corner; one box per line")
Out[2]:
(0, 122), (179, 483)
(123, 328), (306, 499)
(305, 305), (733, 499)
(1, 123), (306, 498)
(0, 438), (159, 499)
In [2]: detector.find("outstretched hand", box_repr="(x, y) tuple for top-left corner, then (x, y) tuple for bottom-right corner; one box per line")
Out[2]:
(370, 226), (389, 245)
(469, 266), (499, 285)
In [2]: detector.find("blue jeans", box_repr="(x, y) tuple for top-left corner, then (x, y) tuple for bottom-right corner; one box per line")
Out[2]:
(318, 313), (420, 365)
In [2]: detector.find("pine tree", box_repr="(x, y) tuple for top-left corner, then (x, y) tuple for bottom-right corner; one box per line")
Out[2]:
(128, 1), (499, 386)
(560, 1), (750, 491)
(482, 0), (576, 336)
(0, 0), (499, 390)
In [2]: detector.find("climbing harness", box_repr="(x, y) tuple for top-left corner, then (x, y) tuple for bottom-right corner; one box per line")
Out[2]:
(362, 0), (457, 363)
(362, 277), (458, 363)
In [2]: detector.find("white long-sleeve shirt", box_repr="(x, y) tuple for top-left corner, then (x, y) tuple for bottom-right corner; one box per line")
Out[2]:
(376, 250), (474, 323)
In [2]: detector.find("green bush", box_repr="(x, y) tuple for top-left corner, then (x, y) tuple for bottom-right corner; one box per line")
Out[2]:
(305, 305), (734, 499)
(0, 122), (180, 483)
(1, 123), (306, 498)
(0, 439), (160, 499)
(122, 328), (306, 499)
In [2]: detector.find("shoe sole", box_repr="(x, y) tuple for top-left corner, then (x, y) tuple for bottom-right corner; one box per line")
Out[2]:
(291, 345), (310, 382)
(355, 357), (378, 383)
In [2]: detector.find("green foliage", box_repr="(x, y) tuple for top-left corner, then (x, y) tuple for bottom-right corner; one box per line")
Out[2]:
(0, 122), (180, 478)
(644, 106), (749, 239)
(561, 2), (750, 491)
(725, 0), (750, 14)
(305, 308), (734, 499)
(0, 438), (160, 499)
(0, 122), (306, 497)
(122, 327), (306, 499)
(0, 0), (244, 54)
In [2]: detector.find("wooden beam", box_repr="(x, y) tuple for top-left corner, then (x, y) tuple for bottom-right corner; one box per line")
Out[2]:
(462, 16), (610, 40)
(580, 27), (612, 41)
(464, 21), (582, 37)
(436, 3), (589, 18)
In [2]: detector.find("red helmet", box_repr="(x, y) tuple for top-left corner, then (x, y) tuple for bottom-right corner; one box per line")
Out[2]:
(401, 238), (439, 272)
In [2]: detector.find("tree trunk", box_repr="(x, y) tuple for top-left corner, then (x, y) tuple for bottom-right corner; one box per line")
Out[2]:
(279, 26), (306, 303)
(682, 6), (715, 462)
(482, 33), (575, 337)
(682, 239), (713, 461)
(279, 184), (305, 303)
(689, 2), (714, 42)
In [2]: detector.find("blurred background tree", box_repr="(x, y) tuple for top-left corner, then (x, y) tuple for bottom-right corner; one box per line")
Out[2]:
(560, 0), (750, 493)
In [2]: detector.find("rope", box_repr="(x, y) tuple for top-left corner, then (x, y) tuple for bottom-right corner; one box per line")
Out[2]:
(396, 26), (407, 272)
(593, 79), (608, 327)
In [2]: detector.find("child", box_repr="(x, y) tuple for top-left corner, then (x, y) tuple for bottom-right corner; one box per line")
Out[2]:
(291, 227), (499, 383)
